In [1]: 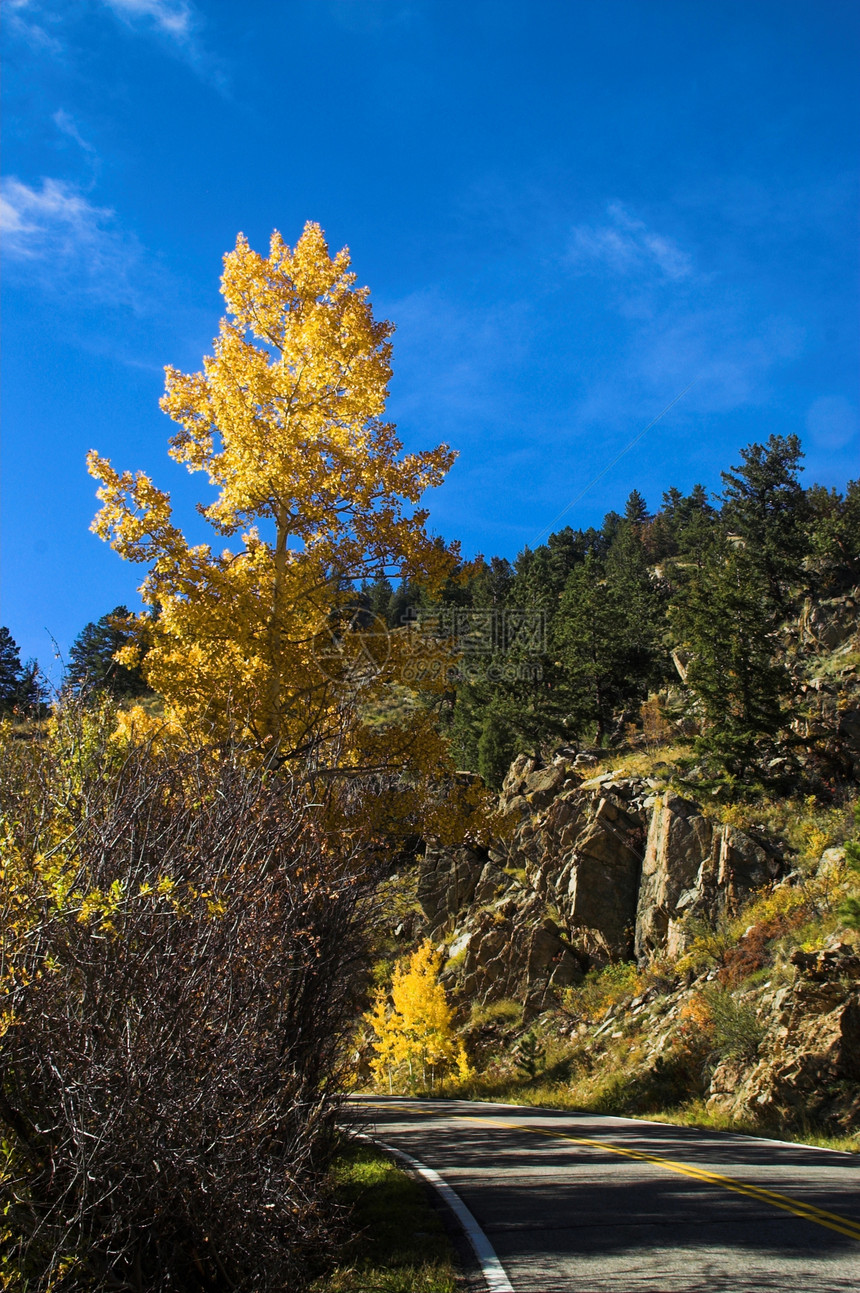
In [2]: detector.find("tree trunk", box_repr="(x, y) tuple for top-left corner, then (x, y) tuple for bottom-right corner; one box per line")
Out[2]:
(262, 507), (290, 746)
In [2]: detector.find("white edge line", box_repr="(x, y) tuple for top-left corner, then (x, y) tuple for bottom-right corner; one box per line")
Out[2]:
(369, 1136), (515, 1293)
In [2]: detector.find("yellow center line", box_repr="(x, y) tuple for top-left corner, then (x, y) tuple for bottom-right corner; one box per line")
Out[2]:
(360, 1102), (860, 1243)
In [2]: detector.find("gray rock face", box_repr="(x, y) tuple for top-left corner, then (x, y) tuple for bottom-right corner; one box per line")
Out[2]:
(527, 922), (583, 990)
(791, 586), (860, 780)
(718, 825), (782, 902)
(635, 793), (714, 959)
(565, 795), (643, 959)
(800, 591), (859, 652)
(417, 754), (784, 1006)
(523, 762), (569, 809)
(417, 845), (486, 934)
(634, 795), (781, 959)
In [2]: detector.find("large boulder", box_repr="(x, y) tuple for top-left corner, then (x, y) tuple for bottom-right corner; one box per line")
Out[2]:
(526, 920), (584, 992)
(800, 590), (860, 652)
(635, 793), (715, 958)
(634, 795), (783, 959)
(717, 825), (782, 905)
(563, 794), (644, 960)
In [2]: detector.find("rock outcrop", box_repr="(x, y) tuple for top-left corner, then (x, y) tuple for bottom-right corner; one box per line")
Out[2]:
(636, 793), (781, 959)
(407, 737), (859, 1134)
(793, 587), (860, 781)
(705, 943), (860, 1130)
(418, 753), (784, 1003)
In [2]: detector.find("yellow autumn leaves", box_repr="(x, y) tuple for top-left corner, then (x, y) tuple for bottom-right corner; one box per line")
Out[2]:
(87, 222), (458, 780)
(365, 940), (472, 1093)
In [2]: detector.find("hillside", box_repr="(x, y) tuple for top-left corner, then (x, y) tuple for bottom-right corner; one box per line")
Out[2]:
(363, 584), (860, 1144)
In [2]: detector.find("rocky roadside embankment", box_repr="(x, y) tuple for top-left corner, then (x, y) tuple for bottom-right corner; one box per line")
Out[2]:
(412, 752), (859, 1134)
(420, 754), (783, 1001)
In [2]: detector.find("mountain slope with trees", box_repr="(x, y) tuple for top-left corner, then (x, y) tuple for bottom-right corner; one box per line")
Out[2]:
(358, 436), (860, 1145)
(401, 434), (860, 798)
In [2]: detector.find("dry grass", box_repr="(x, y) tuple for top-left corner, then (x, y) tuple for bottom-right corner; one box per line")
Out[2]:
(459, 1074), (860, 1155)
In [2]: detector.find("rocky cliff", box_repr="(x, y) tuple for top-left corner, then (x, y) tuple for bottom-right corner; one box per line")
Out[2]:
(419, 754), (782, 1003)
(412, 751), (859, 1136)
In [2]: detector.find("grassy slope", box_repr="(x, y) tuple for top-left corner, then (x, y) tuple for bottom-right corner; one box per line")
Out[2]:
(311, 1143), (460, 1293)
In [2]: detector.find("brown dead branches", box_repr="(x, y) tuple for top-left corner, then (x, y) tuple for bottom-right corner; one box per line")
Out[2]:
(1, 715), (375, 1290)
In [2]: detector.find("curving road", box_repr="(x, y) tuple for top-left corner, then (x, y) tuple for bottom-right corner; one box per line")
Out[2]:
(353, 1097), (860, 1292)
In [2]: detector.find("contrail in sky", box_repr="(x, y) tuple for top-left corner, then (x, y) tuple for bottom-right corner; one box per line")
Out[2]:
(530, 377), (699, 547)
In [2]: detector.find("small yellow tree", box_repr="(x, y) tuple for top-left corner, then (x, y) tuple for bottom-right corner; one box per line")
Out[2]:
(366, 940), (469, 1092)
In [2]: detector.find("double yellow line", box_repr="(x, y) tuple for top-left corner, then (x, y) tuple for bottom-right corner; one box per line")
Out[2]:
(363, 1101), (860, 1242)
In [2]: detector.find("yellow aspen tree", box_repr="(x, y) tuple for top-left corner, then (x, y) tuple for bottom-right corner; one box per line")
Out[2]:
(367, 940), (468, 1091)
(87, 224), (463, 803)
(365, 989), (401, 1093)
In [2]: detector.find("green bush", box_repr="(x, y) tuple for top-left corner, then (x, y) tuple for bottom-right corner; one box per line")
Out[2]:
(513, 1033), (546, 1079)
(703, 985), (764, 1061)
(561, 962), (642, 1021)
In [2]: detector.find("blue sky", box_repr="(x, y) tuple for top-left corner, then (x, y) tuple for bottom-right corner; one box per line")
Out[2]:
(2, 0), (858, 676)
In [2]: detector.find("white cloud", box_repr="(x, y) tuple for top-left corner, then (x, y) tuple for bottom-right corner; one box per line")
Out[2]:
(6, 0), (221, 81)
(1, 176), (145, 307)
(100, 0), (193, 43)
(53, 109), (97, 156)
(568, 202), (693, 282)
(97, 0), (226, 88)
(2, 177), (112, 258)
(567, 306), (809, 456)
(4, 0), (62, 52)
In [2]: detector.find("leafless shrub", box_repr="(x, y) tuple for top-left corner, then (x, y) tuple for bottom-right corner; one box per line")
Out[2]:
(1, 713), (375, 1291)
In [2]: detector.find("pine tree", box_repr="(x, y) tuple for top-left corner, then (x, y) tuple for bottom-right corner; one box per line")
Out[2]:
(14, 660), (51, 718)
(624, 489), (649, 527)
(555, 554), (625, 743)
(0, 627), (24, 712)
(652, 484), (718, 565)
(388, 578), (420, 629)
(720, 434), (809, 610)
(671, 532), (792, 783)
(808, 479), (860, 592)
(66, 607), (149, 700)
(647, 489), (683, 561)
(554, 527), (666, 744)
(467, 555), (514, 607)
(604, 522), (667, 685)
(365, 575), (394, 624)
(674, 484), (718, 564)
(446, 534), (576, 773)
(476, 707), (518, 790)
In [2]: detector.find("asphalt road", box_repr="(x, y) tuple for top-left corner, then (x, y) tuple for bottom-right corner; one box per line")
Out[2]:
(353, 1097), (860, 1292)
